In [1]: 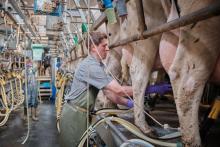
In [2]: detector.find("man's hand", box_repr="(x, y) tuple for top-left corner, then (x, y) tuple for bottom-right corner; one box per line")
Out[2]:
(103, 89), (132, 106)
(105, 79), (133, 97)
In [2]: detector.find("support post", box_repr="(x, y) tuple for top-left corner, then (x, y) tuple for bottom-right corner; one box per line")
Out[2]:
(50, 56), (56, 103)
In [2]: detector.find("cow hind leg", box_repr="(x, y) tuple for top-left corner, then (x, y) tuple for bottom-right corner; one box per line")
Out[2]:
(130, 40), (158, 134)
(174, 75), (204, 147)
(169, 30), (219, 146)
(130, 56), (152, 134)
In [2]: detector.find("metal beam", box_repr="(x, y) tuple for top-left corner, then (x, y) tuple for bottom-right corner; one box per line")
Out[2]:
(71, 21), (93, 24)
(68, 7), (103, 10)
(20, 0), (41, 39)
(91, 13), (106, 30)
(4, 11), (30, 39)
(64, 10), (83, 41)
(46, 30), (61, 36)
(81, 0), (95, 22)
(48, 45), (57, 49)
(19, 6), (102, 11)
(9, 0), (37, 38)
(72, 0), (87, 22)
(109, 1), (220, 48)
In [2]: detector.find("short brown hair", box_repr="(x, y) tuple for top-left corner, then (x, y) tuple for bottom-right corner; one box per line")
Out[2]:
(86, 31), (107, 50)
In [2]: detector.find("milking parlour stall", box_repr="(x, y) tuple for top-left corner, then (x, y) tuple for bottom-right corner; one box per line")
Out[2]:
(0, 0), (220, 147)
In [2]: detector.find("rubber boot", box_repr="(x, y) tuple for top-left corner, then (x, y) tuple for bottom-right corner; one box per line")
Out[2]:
(31, 107), (39, 121)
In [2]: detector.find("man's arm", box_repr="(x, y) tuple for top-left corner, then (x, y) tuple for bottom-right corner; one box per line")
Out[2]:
(102, 79), (133, 108)
(104, 79), (133, 97)
(103, 89), (133, 107)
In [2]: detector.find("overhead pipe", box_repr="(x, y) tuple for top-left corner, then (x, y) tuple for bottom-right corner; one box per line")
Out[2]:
(63, 10), (84, 45)
(81, 0), (95, 22)
(18, 6), (102, 11)
(61, 32), (70, 51)
(8, 0), (38, 41)
(63, 0), (75, 47)
(69, 7), (103, 10)
(71, 21), (93, 24)
(109, 0), (220, 48)
(20, 0), (41, 39)
(4, 11), (30, 39)
(72, 0), (87, 22)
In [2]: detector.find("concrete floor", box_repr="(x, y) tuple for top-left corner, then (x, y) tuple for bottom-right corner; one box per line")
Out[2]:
(0, 101), (59, 147)
(151, 99), (220, 147)
(0, 98), (219, 147)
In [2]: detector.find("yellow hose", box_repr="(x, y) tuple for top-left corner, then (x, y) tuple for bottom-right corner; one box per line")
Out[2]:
(78, 116), (182, 147)
(13, 77), (24, 109)
(9, 80), (15, 110)
(0, 77), (11, 126)
(94, 108), (133, 115)
(18, 73), (25, 104)
(56, 73), (73, 132)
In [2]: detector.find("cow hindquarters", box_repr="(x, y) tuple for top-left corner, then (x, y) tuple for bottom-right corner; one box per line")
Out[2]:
(171, 61), (208, 146)
(169, 23), (220, 146)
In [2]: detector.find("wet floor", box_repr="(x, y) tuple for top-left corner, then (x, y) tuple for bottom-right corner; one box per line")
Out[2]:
(0, 101), (59, 147)
(151, 98), (220, 147)
(0, 98), (219, 147)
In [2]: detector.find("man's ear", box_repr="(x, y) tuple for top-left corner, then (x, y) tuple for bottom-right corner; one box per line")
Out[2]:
(90, 44), (96, 52)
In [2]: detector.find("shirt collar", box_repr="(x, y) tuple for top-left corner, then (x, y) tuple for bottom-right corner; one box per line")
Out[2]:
(88, 55), (103, 65)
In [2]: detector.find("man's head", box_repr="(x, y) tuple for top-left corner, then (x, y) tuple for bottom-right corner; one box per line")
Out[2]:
(26, 58), (33, 68)
(86, 31), (109, 60)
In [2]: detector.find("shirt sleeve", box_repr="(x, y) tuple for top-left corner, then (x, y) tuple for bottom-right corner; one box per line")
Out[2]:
(78, 63), (113, 90)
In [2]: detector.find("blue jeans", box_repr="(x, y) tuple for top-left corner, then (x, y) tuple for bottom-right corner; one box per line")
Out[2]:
(24, 85), (38, 108)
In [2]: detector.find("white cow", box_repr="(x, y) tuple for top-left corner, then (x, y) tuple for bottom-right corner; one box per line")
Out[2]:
(166, 0), (220, 146)
(107, 0), (167, 134)
(107, 0), (220, 146)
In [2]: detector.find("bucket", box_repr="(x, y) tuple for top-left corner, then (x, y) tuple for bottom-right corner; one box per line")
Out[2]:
(116, 0), (127, 16)
(103, 0), (113, 8)
(105, 8), (117, 24)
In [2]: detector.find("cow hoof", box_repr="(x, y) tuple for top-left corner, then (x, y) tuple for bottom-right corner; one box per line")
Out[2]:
(145, 129), (159, 139)
(139, 125), (158, 138)
(138, 124), (152, 134)
(183, 139), (201, 147)
(184, 143), (201, 147)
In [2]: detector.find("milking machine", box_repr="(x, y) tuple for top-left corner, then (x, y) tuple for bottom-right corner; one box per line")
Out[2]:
(77, 109), (183, 147)
(0, 52), (25, 126)
(0, 7), (26, 126)
(55, 71), (74, 132)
